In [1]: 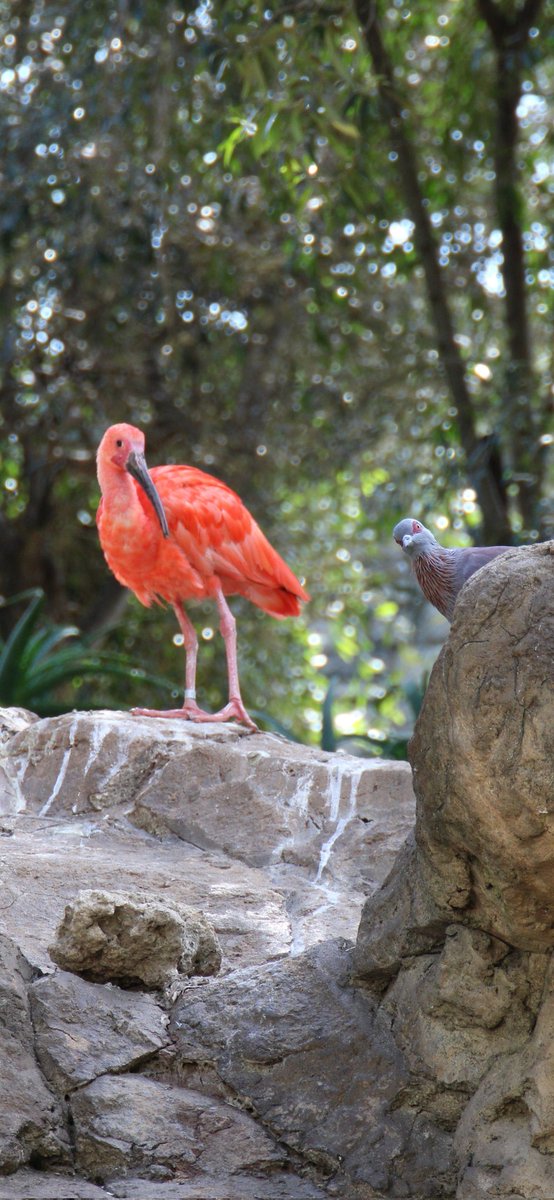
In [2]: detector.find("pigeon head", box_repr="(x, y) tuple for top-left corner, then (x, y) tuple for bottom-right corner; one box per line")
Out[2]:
(393, 517), (513, 622)
(393, 518), (439, 561)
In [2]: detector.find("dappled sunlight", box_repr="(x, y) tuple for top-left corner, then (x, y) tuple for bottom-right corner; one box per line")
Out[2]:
(0, 0), (551, 749)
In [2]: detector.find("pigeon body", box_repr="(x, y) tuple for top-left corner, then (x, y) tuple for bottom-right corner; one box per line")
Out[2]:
(393, 517), (512, 621)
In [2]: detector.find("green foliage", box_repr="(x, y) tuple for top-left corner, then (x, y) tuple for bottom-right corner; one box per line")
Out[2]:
(0, 590), (176, 717)
(0, 0), (551, 742)
(319, 672), (427, 760)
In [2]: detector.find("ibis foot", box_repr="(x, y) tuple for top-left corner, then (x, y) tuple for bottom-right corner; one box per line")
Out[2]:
(131, 698), (258, 731)
(131, 701), (214, 721)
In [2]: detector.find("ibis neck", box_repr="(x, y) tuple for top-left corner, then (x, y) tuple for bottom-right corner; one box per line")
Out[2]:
(97, 461), (145, 524)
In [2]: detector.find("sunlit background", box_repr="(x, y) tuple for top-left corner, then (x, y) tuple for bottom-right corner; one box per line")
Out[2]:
(0, 0), (552, 753)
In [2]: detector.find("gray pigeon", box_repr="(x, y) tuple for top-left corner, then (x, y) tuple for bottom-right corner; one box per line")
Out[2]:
(393, 517), (512, 621)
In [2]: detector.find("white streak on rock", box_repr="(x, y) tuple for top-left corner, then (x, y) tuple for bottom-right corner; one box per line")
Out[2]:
(97, 728), (143, 791)
(288, 771), (314, 816)
(39, 717), (79, 816)
(315, 762), (366, 884)
(83, 720), (108, 778)
(5, 754), (29, 814)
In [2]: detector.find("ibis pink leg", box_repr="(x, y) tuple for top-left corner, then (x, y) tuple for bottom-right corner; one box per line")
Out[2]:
(202, 587), (258, 730)
(161, 589), (257, 729)
(132, 602), (214, 721)
(131, 597), (257, 730)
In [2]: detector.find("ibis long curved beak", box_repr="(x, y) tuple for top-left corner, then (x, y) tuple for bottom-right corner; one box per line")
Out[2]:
(126, 450), (169, 539)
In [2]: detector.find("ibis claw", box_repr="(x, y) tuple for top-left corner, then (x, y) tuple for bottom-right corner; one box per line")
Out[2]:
(202, 697), (259, 732)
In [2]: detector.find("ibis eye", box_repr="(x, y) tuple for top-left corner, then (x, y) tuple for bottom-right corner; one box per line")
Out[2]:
(115, 439), (123, 448)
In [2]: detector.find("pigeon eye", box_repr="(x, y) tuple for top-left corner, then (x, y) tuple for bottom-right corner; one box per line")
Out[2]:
(115, 439), (123, 448)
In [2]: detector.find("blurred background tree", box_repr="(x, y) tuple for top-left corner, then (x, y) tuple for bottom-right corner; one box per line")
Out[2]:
(0, 0), (552, 742)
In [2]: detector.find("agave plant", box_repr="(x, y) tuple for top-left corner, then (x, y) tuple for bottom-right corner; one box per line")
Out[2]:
(0, 589), (176, 717)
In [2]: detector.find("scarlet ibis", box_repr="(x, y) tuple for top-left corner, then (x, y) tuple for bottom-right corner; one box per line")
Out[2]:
(96, 423), (309, 729)
(393, 517), (511, 620)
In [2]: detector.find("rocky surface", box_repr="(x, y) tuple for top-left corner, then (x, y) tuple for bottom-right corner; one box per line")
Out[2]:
(30, 970), (170, 1093)
(0, 545), (552, 1200)
(354, 542), (554, 1198)
(0, 706), (413, 1199)
(412, 541), (554, 951)
(0, 709), (413, 969)
(0, 935), (69, 1177)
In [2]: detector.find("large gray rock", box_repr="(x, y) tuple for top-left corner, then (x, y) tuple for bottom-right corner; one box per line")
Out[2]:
(353, 544), (554, 1195)
(0, 707), (414, 1200)
(31, 970), (169, 1092)
(0, 710), (415, 967)
(0, 936), (68, 1174)
(66, 1070), (330, 1198)
(171, 940), (455, 1197)
(69, 1073), (284, 1178)
(412, 541), (554, 951)
(356, 543), (554, 979)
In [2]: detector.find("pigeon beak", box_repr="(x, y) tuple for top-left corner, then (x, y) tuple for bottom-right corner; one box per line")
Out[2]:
(402, 535), (413, 550)
(126, 450), (170, 539)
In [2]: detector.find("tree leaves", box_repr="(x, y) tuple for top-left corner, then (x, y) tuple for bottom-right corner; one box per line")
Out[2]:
(0, 0), (551, 743)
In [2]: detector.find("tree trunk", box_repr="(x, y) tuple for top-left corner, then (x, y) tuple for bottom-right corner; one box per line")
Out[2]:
(354, 0), (543, 543)
(476, 0), (545, 533)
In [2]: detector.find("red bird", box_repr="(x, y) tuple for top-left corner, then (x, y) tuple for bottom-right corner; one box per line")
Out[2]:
(393, 517), (512, 621)
(96, 423), (309, 729)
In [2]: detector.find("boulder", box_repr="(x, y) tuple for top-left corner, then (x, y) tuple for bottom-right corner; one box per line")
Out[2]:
(31, 970), (169, 1092)
(0, 936), (69, 1174)
(0, 707), (414, 1199)
(355, 543), (554, 979)
(353, 544), (554, 1196)
(0, 711), (415, 968)
(49, 890), (221, 989)
(69, 1073), (284, 1178)
(412, 541), (554, 951)
(171, 940), (454, 1196)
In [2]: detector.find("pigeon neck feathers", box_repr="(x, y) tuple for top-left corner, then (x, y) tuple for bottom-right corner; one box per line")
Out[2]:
(412, 545), (458, 621)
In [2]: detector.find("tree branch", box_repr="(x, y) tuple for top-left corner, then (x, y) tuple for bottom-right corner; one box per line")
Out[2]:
(354, 0), (513, 541)
(476, 0), (545, 529)
(476, 0), (543, 45)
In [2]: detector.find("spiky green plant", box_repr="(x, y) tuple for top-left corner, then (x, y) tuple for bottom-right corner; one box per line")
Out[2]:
(0, 589), (175, 717)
